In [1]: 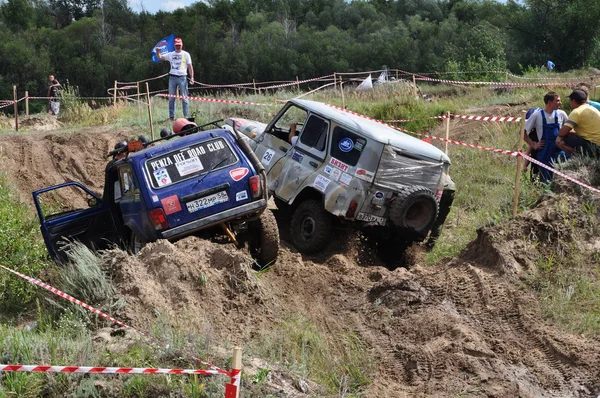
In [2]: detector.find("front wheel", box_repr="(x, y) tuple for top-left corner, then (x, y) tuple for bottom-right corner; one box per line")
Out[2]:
(248, 210), (280, 268)
(290, 199), (332, 254)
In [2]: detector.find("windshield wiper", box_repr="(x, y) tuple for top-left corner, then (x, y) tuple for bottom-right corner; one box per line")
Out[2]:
(196, 157), (230, 186)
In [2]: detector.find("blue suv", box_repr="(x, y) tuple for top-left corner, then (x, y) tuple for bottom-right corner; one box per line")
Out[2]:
(32, 119), (280, 267)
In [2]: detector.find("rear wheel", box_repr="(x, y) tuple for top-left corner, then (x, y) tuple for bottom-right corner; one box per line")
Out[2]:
(128, 231), (145, 255)
(290, 199), (332, 254)
(389, 186), (438, 237)
(248, 210), (280, 268)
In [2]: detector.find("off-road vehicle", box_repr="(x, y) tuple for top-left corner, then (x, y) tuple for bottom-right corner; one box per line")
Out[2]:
(33, 119), (280, 267)
(224, 99), (453, 255)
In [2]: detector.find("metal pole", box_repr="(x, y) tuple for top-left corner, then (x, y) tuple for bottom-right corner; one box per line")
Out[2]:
(145, 82), (154, 140)
(445, 111), (450, 154)
(113, 80), (117, 106)
(512, 110), (527, 217)
(13, 86), (18, 131)
(25, 91), (29, 116)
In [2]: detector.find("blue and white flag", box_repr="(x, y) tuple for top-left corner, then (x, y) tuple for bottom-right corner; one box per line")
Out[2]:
(151, 34), (175, 63)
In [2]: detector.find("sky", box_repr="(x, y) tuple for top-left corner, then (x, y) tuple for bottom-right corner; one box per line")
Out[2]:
(129, 0), (197, 14)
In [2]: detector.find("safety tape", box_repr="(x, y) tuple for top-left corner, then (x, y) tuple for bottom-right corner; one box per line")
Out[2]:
(292, 82), (337, 99)
(0, 101), (15, 110)
(156, 93), (272, 107)
(116, 73), (169, 86)
(0, 364), (223, 375)
(450, 114), (522, 122)
(261, 74), (335, 90)
(0, 264), (232, 377)
(384, 115), (448, 123)
(520, 153), (600, 194)
(506, 72), (599, 81)
(415, 76), (579, 87)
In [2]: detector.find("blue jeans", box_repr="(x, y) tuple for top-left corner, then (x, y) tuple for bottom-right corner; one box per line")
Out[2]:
(168, 75), (189, 119)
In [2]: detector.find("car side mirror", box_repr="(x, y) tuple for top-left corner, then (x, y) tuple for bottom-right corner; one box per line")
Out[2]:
(87, 197), (99, 207)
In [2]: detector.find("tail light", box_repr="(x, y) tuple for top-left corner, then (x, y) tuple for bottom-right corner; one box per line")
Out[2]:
(149, 208), (169, 230)
(249, 175), (262, 199)
(346, 200), (358, 218)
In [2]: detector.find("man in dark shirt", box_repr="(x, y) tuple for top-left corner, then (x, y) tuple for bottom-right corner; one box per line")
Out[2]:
(47, 75), (61, 115)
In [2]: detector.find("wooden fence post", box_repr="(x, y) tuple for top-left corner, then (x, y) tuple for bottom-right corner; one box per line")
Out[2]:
(25, 91), (29, 116)
(137, 82), (141, 119)
(412, 74), (416, 88)
(334, 72), (337, 95)
(145, 82), (154, 140)
(296, 76), (300, 91)
(340, 77), (345, 109)
(445, 111), (450, 154)
(13, 86), (18, 131)
(224, 347), (242, 398)
(512, 110), (527, 217)
(113, 80), (117, 106)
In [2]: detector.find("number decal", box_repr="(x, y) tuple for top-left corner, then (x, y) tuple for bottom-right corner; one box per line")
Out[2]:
(261, 149), (275, 166)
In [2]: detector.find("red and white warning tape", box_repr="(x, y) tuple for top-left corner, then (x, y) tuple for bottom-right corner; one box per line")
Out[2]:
(451, 114), (522, 122)
(156, 93), (272, 107)
(0, 264), (232, 377)
(384, 115), (448, 123)
(416, 76), (578, 88)
(0, 364), (222, 375)
(261, 74), (335, 90)
(520, 153), (600, 194)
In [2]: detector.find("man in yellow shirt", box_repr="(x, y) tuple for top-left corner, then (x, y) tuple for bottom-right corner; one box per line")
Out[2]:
(556, 89), (600, 156)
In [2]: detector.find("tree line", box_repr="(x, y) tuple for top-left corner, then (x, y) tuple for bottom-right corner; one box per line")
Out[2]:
(1, 0), (599, 102)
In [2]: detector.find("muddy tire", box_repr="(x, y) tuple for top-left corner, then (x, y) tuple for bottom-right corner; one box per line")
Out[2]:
(128, 231), (145, 255)
(248, 210), (280, 268)
(389, 186), (438, 236)
(290, 199), (332, 254)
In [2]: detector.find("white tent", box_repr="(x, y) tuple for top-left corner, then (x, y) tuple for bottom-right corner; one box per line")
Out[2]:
(356, 75), (373, 90)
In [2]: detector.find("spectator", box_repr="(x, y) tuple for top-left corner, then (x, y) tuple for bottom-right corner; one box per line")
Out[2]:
(156, 37), (194, 121)
(545, 60), (555, 71)
(522, 91), (568, 181)
(47, 75), (61, 116)
(288, 123), (299, 145)
(576, 83), (600, 112)
(556, 90), (600, 157)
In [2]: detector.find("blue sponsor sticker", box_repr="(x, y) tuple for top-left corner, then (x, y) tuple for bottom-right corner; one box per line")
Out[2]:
(375, 191), (384, 199)
(339, 137), (354, 153)
(292, 151), (304, 163)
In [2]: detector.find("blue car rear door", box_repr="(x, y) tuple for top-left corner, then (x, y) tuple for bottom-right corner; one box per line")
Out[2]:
(32, 181), (119, 262)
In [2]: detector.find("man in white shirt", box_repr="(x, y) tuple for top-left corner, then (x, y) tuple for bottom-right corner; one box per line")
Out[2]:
(522, 91), (567, 181)
(156, 37), (195, 121)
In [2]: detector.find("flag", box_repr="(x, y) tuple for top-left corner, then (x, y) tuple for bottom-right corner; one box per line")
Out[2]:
(151, 34), (175, 63)
(356, 75), (373, 91)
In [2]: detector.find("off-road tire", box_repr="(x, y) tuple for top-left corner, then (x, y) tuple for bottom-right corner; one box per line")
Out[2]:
(290, 199), (332, 254)
(248, 210), (280, 268)
(128, 231), (145, 255)
(389, 186), (438, 236)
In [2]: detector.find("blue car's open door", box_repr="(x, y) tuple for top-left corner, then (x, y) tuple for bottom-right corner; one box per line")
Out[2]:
(32, 181), (119, 263)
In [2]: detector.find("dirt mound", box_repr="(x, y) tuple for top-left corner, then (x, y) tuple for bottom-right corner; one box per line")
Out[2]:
(2, 125), (600, 396)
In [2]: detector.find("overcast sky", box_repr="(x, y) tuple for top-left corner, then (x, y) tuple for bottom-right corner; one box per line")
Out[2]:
(130, 0), (197, 14)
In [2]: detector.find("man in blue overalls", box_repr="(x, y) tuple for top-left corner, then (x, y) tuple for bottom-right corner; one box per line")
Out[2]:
(523, 92), (568, 182)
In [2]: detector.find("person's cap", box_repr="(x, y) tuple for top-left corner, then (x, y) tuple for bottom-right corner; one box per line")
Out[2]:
(174, 38), (183, 46)
(568, 89), (587, 102)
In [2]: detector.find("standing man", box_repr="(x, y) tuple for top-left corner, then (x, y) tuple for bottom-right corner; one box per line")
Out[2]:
(156, 37), (194, 121)
(522, 91), (568, 181)
(556, 90), (600, 157)
(47, 75), (61, 116)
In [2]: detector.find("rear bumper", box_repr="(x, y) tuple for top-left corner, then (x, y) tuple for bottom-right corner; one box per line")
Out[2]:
(160, 199), (267, 239)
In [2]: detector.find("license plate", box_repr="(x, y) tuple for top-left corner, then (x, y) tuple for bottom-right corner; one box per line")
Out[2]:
(186, 191), (228, 213)
(355, 212), (386, 226)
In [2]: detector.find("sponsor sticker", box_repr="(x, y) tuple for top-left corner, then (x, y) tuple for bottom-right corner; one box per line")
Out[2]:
(355, 168), (374, 183)
(313, 175), (331, 193)
(161, 194), (182, 215)
(324, 165), (333, 175)
(331, 168), (342, 181)
(339, 137), (354, 153)
(152, 195), (159, 203)
(292, 151), (304, 163)
(175, 156), (203, 176)
(375, 191), (384, 199)
(261, 149), (276, 166)
(356, 212), (386, 226)
(339, 172), (352, 186)
(354, 138), (366, 151)
(236, 190), (248, 201)
(330, 157), (349, 172)
(229, 167), (249, 181)
(153, 168), (172, 187)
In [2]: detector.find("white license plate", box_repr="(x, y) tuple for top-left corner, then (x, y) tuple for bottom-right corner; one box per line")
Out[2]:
(186, 191), (228, 213)
(355, 212), (386, 226)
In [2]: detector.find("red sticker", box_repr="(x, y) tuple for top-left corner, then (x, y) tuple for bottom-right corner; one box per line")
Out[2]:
(160, 195), (182, 215)
(229, 167), (249, 181)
